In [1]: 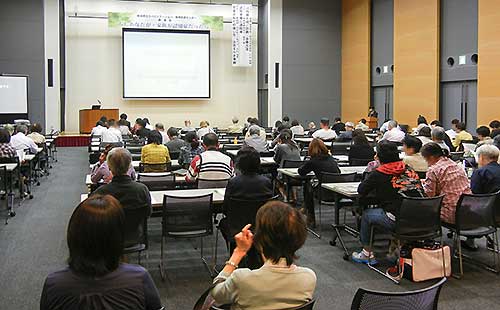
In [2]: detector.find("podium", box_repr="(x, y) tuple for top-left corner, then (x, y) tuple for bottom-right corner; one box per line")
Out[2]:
(367, 117), (378, 129)
(79, 109), (119, 134)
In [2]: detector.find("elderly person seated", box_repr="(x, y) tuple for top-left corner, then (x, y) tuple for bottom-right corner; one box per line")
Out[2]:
(471, 144), (500, 194)
(91, 145), (135, 184)
(155, 123), (169, 145)
(40, 195), (162, 310)
(243, 125), (269, 153)
(228, 116), (243, 134)
(0, 128), (17, 159)
(379, 120), (405, 143)
(211, 201), (316, 310)
(431, 126), (452, 153)
(197, 120), (215, 139)
(402, 135), (428, 173)
(417, 126), (433, 145)
(351, 141), (424, 264)
(336, 122), (355, 142)
(101, 119), (123, 144)
(27, 123), (46, 145)
(290, 120), (305, 136)
(93, 148), (152, 247)
(10, 124), (38, 154)
(356, 118), (370, 131)
(140, 131), (171, 172)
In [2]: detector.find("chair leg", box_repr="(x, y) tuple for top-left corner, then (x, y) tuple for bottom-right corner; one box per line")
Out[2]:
(493, 232), (500, 273)
(213, 227), (219, 272)
(159, 235), (166, 281)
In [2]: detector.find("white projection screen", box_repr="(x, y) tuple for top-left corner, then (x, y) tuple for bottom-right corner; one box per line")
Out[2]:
(0, 75), (28, 114)
(122, 28), (211, 99)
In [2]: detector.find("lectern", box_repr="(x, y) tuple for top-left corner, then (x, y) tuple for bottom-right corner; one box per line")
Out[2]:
(79, 109), (119, 134)
(367, 117), (378, 129)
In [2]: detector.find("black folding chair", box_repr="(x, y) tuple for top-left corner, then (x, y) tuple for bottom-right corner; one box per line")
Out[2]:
(169, 151), (180, 160)
(281, 160), (306, 201)
(138, 162), (172, 173)
(122, 207), (149, 266)
(367, 195), (445, 283)
(159, 193), (214, 280)
(331, 142), (352, 155)
(198, 178), (230, 189)
(349, 158), (373, 166)
(446, 192), (500, 278)
(137, 173), (176, 191)
(351, 278), (446, 310)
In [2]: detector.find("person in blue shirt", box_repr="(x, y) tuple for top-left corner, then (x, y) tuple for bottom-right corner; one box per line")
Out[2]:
(470, 144), (500, 195)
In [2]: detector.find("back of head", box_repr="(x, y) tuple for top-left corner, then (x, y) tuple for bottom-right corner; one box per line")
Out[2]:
(30, 123), (43, 134)
(118, 119), (128, 126)
(421, 142), (446, 159)
(476, 144), (499, 163)
(202, 133), (218, 149)
(279, 130), (294, 145)
(254, 201), (307, 266)
(431, 127), (446, 141)
(345, 122), (354, 129)
(334, 117), (341, 123)
(248, 125), (261, 136)
(185, 131), (199, 148)
(489, 120), (500, 129)
(456, 122), (467, 131)
(282, 115), (290, 123)
(0, 128), (11, 143)
(136, 119), (146, 128)
(107, 119), (116, 127)
(199, 120), (208, 128)
(388, 120), (398, 130)
(155, 123), (164, 131)
(148, 130), (162, 145)
(274, 120), (282, 128)
(251, 118), (260, 126)
(67, 195), (124, 277)
(143, 118), (150, 125)
(236, 146), (261, 174)
(100, 116), (108, 123)
(476, 126), (491, 138)
(451, 119), (460, 126)
(232, 116), (239, 124)
(107, 148), (132, 176)
(430, 120), (442, 127)
(16, 124), (28, 135)
(308, 138), (329, 158)
(352, 129), (369, 145)
(291, 120), (299, 127)
(417, 115), (428, 125)
(376, 141), (400, 164)
(167, 127), (178, 138)
(360, 118), (367, 124)
(403, 135), (423, 153)
(320, 117), (330, 127)
(120, 113), (127, 120)
(418, 126), (431, 137)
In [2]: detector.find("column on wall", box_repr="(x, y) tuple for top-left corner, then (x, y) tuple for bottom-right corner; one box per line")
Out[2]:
(477, 0), (500, 126)
(267, 0), (283, 125)
(393, 0), (440, 126)
(341, 0), (371, 123)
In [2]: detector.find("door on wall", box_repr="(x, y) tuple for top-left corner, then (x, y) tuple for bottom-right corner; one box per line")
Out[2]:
(372, 86), (393, 127)
(440, 81), (477, 133)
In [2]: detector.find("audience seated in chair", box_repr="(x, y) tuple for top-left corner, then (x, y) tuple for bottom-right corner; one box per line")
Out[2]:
(228, 116), (243, 134)
(274, 131), (301, 200)
(165, 127), (185, 153)
(197, 120), (215, 139)
(331, 117), (346, 135)
(211, 201), (316, 310)
(155, 123), (170, 145)
(186, 133), (233, 183)
(10, 124), (38, 154)
(475, 126), (494, 150)
(0, 128), (17, 159)
(141, 131), (171, 172)
(90, 120), (107, 137)
(356, 118), (370, 131)
(92, 148), (152, 247)
(402, 135), (428, 173)
(452, 122), (473, 151)
(178, 131), (204, 169)
(40, 195), (161, 310)
(91, 145), (135, 184)
(348, 130), (375, 165)
(312, 118), (337, 140)
(118, 119), (131, 136)
(471, 144), (500, 195)
(101, 119), (123, 144)
(27, 123), (46, 145)
(379, 120), (405, 143)
(307, 122), (317, 137)
(119, 113), (131, 129)
(352, 141), (424, 264)
(431, 126), (451, 154)
(298, 138), (340, 225)
(243, 125), (269, 153)
(336, 122), (355, 142)
(290, 120), (305, 136)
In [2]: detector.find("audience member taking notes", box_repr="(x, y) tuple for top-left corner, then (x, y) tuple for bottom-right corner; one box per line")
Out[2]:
(141, 131), (171, 172)
(312, 118), (337, 140)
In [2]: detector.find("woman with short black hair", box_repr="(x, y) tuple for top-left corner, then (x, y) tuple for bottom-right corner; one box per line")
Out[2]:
(178, 131), (204, 168)
(141, 130), (171, 172)
(40, 195), (162, 310)
(0, 128), (16, 159)
(211, 201), (316, 310)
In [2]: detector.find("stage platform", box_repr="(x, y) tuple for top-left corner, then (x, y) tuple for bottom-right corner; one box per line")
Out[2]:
(55, 133), (90, 147)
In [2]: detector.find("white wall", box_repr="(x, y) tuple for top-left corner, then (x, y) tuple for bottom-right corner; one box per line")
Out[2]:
(44, 0), (61, 132)
(64, 0), (258, 133)
(267, 0), (282, 125)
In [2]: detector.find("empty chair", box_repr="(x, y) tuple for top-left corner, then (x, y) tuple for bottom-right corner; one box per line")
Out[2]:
(159, 193), (214, 280)
(137, 173), (176, 191)
(331, 142), (352, 155)
(351, 278), (446, 310)
(122, 207), (149, 265)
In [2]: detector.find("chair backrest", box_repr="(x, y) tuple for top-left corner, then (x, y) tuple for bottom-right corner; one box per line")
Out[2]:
(198, 178), (230, 189)
(137, 173), (176, 191)
(222, 144), (243, 151)
(225, 197), (270, 238)
(259, 151), (275, 157)
(122, 207), (149, 247)
(456, 192), (498, 231)
(138, 162), (172, 173)
(395, 195), (444, 239)
(283, 160), (304, 169)
(349, 158), (373, 166)
(416, 171), (427, 180)
(351, 277), (446, 310)
(449, 152), (464, 162)
(170, 151), (180, 160)
(210, 299), (315, 310)
(162, 193), (213, 237)
(331, 142), (352, 155)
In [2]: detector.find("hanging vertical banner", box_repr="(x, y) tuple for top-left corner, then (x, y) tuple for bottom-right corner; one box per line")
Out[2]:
(232, 4), (253, 67)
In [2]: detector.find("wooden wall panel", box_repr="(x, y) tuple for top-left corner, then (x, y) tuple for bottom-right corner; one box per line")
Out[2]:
(477, 0), (500, 126)
(393, 0), (440, 126)
(341, 0), (370, 123)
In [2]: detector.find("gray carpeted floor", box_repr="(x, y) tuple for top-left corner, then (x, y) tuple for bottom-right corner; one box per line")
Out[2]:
(1, 147), (500, 309)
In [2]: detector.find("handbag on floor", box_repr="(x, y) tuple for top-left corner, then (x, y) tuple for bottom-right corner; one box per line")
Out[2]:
(401, 245), (451, 282)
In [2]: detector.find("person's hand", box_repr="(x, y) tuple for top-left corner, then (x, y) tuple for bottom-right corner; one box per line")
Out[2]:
(234, 224), (254, 254)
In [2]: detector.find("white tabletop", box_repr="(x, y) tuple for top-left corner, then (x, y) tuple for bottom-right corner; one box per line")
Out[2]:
(0, 163), (18, 171)
(81, 188), (226, 206)
(277, 167), (366, 178)
(294, 137), (332, 146)
(86, 170), (187, 186)
(321, 182), (361, 198)
(24, 154), (36, 161)
(91, 141), (100, 146)
(332, 155), (349, 162)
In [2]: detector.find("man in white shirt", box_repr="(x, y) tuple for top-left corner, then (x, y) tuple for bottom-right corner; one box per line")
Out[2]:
(11, 125), (38, 154)
(101, 120), (123, 143)
(155, 123), (170, 145)
(312, 118), (337, 140)
(379, 120), (405, 143)
(90, 121), (107, 136)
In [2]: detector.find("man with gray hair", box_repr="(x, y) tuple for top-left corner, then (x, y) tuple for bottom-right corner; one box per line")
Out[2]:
(471, 144), (500, 194)
(10, 124), (38, 153)
(155, 123), (169, 145)
(431, 127), (451, 153)
(228, 116), (243, 134)
(379, 120), (405, 143)
(92, 148), (152, 246)
(243, 125), (269, 153)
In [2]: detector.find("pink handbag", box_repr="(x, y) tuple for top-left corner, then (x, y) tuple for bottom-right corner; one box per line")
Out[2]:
(403, 246), (451, 282)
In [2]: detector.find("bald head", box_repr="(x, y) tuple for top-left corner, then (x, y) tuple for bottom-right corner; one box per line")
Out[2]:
(107, 148), (132, 176)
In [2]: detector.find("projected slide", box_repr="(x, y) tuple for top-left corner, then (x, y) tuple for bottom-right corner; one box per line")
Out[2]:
(0, 75), (28, 114)
(123, 28), (210, 99)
